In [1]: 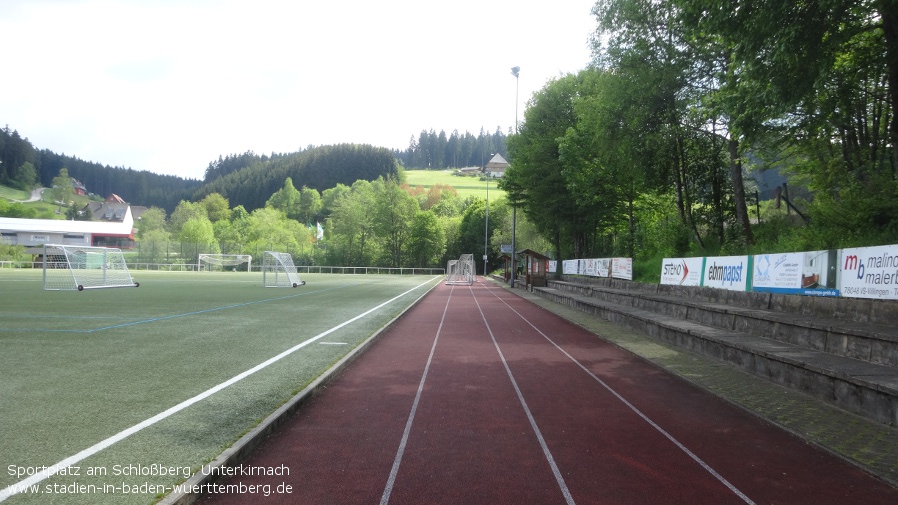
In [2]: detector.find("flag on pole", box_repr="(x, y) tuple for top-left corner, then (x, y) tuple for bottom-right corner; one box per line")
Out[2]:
(316, 222), (324, 240)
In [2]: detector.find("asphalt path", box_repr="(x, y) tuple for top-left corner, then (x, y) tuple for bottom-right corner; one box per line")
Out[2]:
(198, 279), (898, 504)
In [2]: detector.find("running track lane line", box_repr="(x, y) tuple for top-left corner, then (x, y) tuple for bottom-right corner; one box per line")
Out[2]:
(470, 284), (577, 505)
(0, 277), (440, 503)
(480, 282), (756, 505)
(379, 284), (454, 505)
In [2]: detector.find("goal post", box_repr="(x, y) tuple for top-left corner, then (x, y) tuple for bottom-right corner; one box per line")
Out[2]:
(262, 251), (305, 288)
(198, 254), (252, 272)
(446, 254), (475, 285)
(42, 244), (139, 291)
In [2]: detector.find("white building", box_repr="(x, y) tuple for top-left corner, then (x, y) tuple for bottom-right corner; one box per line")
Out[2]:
(0, 208), (136, 250)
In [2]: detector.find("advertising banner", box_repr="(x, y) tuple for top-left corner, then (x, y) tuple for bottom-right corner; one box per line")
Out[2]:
(839, 244), (898, 300)
(660, 257), (704, 286)
(611, 258), (633, 280)
(562, 260), (579, 275)
(701, 255), (750, 291)
(752, 250), (838, 297)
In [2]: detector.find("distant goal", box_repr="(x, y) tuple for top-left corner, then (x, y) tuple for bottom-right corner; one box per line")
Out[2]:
(42, 244), (139, 291)
(262, 251), (305, 288)
(445, 254), (475, 285)
(198, 254), (252, 272)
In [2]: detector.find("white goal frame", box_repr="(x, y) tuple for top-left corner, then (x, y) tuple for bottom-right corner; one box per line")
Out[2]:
(262, 251), (305, 288)
(198, 254), (252, 272)
(42, 244), (139, 291)
(446, 254), (475, 285)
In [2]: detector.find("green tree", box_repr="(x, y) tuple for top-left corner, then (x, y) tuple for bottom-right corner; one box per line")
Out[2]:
(503, 74), (582, 263)
(169, 200), (208, 236)
(12, 161), (37, 189)
(298, 186), (323, 225)
(138, 207), (167, 237)
(406, 210), (446, 268)
(50, 168), (74, 207)
(179, 216), (219, 260)
(372, 177), (418, 267)
(200, 193), (231, 223)
(328, 180), (377, 266)
(266, 177), (301, 218)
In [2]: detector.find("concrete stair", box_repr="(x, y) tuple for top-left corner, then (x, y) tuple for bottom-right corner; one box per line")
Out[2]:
(530, 278), (898, 426)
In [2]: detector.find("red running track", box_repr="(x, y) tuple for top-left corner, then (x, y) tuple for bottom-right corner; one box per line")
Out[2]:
(198, 279), (898, 504)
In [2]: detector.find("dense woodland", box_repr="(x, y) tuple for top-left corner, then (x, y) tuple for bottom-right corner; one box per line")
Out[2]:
(501, 0), (898, 276)
(4, 0), (898, 278)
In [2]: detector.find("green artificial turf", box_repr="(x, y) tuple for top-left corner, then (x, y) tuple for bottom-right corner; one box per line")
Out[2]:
(0, 269), (440, 504)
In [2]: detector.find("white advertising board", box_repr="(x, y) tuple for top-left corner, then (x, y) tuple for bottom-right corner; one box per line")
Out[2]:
(660, 257), (704, 286)
(839, 244), (898, 300)
(701, 255), (749, 291)
(752, 250), (838, 297)
(611, 258), (633, 280)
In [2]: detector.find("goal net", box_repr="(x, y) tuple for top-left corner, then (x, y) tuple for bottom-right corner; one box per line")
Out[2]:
(262, 251), (305, 287)
(198, 254), (252, 272)
(446, 254), (475, 285)
(43, 244), (139, 291)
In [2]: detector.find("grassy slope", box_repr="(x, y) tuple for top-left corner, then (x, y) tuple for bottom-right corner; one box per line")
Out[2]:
(403, 169), (506, 200)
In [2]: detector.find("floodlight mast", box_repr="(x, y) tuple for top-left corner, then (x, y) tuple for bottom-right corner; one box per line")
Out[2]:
(510, 66), (520, 288)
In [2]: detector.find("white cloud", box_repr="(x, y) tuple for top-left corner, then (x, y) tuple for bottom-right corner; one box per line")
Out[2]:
(0, 0), (596, 180)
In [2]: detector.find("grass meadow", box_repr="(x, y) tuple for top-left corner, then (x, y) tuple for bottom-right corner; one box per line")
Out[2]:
(403, 169), (505, 200)
(0, 269), (441, 504)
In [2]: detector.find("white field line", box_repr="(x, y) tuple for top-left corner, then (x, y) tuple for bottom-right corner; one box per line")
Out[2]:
(483, 284), (755, 505)
(0, 277), (439, 503)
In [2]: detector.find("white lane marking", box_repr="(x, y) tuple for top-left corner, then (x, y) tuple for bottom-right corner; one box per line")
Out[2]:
(319, 342), (348, 345)
(483, 284), (756, 505)
(0, 277), (440, 503)
(470, 285), (577, 505)
(380, 286), (454, 505)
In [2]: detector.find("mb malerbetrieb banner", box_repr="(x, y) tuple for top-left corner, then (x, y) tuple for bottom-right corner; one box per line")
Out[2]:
(838, 244), (898, 300)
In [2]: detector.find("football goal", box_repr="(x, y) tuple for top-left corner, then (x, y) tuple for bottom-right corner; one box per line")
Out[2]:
(198, 254), (252, 272)
(446, 254), (475, 285)
(262, 251), (305, 288)
(42, 244), (139, 291)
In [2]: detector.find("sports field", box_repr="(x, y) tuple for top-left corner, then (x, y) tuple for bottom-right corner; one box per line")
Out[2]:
(0, 269), (441, 504)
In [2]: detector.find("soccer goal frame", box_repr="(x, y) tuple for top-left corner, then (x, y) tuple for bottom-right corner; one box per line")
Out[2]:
(42, 244), (139, 291)
(446, 254), (475, 285)
(262, 251), (306, 288)
(198, 254), (252, 272)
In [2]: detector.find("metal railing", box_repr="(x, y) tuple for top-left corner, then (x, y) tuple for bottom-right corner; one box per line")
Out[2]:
(0, 261), (444, 276)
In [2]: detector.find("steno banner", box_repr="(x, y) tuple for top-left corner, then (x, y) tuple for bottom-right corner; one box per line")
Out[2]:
(839, 244), (898, 300)
(660, 257), (703, 286)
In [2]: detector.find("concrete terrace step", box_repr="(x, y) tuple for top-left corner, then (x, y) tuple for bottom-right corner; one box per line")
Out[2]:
(534, 286), (898, 426)
(551, 281), (898, 368)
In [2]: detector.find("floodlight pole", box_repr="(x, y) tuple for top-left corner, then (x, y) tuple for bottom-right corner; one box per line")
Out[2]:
(510, 66), (520, 287)
(484, 169), (489, 277)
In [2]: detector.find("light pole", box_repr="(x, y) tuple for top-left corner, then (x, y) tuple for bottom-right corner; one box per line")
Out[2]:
(483, 169), (489, 277)
(510, 66), (520, 287)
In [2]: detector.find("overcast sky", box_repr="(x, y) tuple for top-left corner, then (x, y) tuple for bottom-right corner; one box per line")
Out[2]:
(1, 0), (597, 181)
